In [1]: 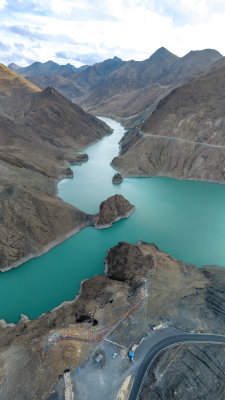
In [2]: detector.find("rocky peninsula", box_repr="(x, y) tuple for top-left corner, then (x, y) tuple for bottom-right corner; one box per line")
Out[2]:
(1, 241), (225, 399)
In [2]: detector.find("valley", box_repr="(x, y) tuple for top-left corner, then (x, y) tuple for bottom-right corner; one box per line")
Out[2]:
(1, 43), (225, 400)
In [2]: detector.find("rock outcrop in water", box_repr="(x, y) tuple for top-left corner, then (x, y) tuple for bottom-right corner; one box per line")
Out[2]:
(1, 242), (225, 399)
(112, 172), (123, 184)
(93, 194), (135, 229)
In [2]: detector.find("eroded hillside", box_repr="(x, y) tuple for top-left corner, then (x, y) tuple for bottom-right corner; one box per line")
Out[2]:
(112, 63), (225, 183)
(0, 64), (111, 270)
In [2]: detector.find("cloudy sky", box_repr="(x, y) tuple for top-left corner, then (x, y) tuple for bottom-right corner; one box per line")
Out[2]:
(0, 0), (224, 67)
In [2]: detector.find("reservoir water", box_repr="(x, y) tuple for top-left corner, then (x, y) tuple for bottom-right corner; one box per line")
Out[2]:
(1, 118), (225, 323)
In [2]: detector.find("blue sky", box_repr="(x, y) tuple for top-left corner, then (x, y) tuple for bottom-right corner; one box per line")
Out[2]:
(0, 0), (224, 67)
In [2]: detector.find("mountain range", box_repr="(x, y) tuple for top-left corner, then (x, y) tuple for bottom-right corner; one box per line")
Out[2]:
(9, 48), (223, 120)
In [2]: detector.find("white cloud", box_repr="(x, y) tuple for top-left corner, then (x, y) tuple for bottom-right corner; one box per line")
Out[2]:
(1, 0), (225, 67)
(51, 0), (71, 15)
(160, 0), (225, 22)
(50, 0), (92, 15)
(0, 0), (7, 10)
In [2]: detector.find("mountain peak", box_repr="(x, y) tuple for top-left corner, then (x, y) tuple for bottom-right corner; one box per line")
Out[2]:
(44, 60), (58, 66)
(113, 56), (122, 62)
(184, 49), (223, 59)
(8, 62), (21, 71)
(156, 46), (169, 54)
(43, 86), (58, 96)
(102, 56), (123, 64)
(150, 47), (178, 60)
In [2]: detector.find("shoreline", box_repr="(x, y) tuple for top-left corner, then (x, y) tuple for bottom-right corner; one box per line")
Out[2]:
(54, 126), (114, 197)
(2, 115), (224, 274)
(110, 161), (225, 186)
(0, 123), (114, 273)
(1, 239), (225, 329)
(0, 220), (92, 273)
(0, 274), (98, 326)
(94, 206), (135, 229)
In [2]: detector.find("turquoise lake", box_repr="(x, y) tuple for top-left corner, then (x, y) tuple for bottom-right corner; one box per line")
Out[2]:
(1, 117), (225, 323)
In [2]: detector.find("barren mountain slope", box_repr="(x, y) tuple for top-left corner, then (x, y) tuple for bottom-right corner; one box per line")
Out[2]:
(77, 48), (222, 118)
(112, 64), (225, 183)
(0, 185), (91, 271)
(27, 73), (85, 101)
(0, 64), (111, 177)
(8, 61), (85, 100)
(0, 64), (111, 270)
(11, 49), (222, 119)
(11, 56), (125, 103)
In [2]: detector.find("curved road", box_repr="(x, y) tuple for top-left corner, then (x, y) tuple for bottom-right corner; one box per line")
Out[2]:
(128, 333), (225, 400)
(140, 131), (225, 150)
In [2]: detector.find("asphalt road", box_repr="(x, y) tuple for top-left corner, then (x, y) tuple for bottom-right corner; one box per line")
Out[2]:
(128, 333), (225, 400)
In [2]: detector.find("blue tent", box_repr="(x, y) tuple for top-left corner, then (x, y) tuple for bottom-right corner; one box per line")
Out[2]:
(129, 350), (134, 361)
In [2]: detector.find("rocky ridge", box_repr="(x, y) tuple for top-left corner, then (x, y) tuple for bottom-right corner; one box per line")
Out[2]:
(8, 60), (77, 77)
(1, 241), (225, 399)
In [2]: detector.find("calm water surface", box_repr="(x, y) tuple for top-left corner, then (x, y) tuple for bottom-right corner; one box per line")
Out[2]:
(1, 118), (225, 322)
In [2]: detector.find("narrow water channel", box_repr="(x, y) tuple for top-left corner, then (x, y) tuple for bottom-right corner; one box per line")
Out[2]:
(1, 118), (225, 323)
